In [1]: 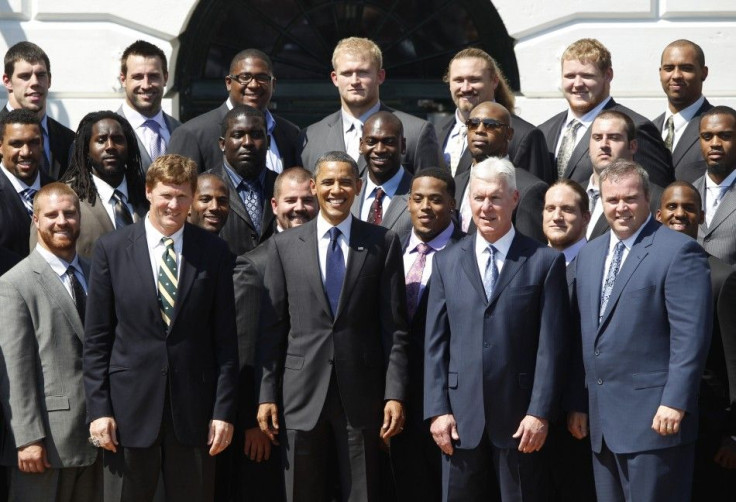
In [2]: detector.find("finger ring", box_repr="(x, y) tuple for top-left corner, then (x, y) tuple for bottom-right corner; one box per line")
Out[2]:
(88, 436), (101, 448)
(225, 440), (230, 444)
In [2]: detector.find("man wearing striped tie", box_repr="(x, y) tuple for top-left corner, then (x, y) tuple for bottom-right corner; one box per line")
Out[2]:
(83, 154), (238, 502)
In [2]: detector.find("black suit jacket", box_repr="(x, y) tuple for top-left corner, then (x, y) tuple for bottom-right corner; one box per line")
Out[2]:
(0, 246), (21, 275)
(437, 113), (556, 184)
(208, 164), (277, 256)
(257, 217), (410, 431)
(652, 98), (713, 183)
(588, 182), (664, 240)
(83, 221), (238, 448)
(0, 107), (74, 180)
(538, 98), (674, 187)
(0, 170), (51, 256)
(168, 101), (301, 173)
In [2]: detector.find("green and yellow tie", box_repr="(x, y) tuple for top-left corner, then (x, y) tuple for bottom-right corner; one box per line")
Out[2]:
(157, 237), (178, 327)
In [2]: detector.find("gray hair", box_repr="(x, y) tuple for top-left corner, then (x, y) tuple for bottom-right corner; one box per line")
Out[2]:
(470, 157), (517, 192)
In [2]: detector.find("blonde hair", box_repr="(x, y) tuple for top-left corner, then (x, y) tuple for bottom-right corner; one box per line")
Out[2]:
(444, 48), (516, 114)
(561, 38), (612, 72)
(332, 37), (382, 70)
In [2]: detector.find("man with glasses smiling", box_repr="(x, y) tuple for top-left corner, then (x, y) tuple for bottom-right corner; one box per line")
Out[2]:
(169, 49), (300, 174)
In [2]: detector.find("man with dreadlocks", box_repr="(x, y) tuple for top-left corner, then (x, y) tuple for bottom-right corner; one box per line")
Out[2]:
(59, 111), (148, 257)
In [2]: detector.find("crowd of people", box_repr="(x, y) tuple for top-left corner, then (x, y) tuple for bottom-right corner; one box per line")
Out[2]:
(0, 32), (733, 502)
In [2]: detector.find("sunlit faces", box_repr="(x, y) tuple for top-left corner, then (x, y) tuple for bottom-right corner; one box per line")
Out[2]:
(226, 57), (274, 111)
(331, 52), (385, 114)
(589, 117), (637, 174)
(120, 54), (167, 117)
(466, 103), (512, 161)
(408, 176), (455, 242)
(188, 176), (230, 234)
(469, 175), (518, 242)
(656, 185), (703, 238)
(699, 113), (736, 181)
(561, 59), (612, 116)
(600, 173), (650, 240)
(146, 181), (193, 236)
(34, 192), (80, 261)
(88, 118), (128, 186)
(543, 184), (590, 250)
(312, 161), (361, 226)
(360, 116), (405, 185)
(0, 122), (43, 184)
(272, 178), (317, 230)
(3, 60), (50, 114)
(448, 57), (497, 116)
(659, 45), (707, 112)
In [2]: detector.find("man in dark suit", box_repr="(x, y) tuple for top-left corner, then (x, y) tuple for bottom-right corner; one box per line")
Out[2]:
(0, 183), (101, 501)
(350, 111), (413, 241)
(299, 37), (441, 174)
(0, 109), (51, 256)
(586, 110), (664, 240)
(187, 173), (230, 235)
(437, 48), (555, 183)
(55, 111), (148, 258)
(117, 40), (181, 174)
(207, 105), (276, 256)
(1, 42), (74, 180)
(654, 40), (712, 183)
(83, 154), (238, 502)
(390, 168), (462, 502)
(0, 247), (21, 275)
(455, 101), (547, 243)
(256, 151), (409, 502)
(695, 106), (736, 265)
(538, 38), (673, 188)
(655, 181), (736, 499)
(571, 160), (711, 502)
(425, 156), (569, 501)
(169, 49), (300, 174)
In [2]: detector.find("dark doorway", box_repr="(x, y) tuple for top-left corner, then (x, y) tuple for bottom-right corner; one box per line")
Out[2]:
(176, 0), (518, 127)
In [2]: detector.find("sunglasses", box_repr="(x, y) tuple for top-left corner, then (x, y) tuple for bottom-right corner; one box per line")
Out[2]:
(465, 118), (509, 131)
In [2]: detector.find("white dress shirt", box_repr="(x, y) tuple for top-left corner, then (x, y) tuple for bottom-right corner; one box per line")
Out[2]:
(704, 169), (736, 227)
(602, 215), (650, 290)
(402, 222), (456, 299)
(121, 102), (171, 156)
(316, 213), (352, 283)
(92, 175), (134, 228)
(475, 225), (515, 279)
(341, 102), (381, 162)
(360, 166), (406, 221)
(35, 243), (87, 297)
(144, 214), (184, 286)
(660, 95), (705, 150)
(555, 97), (612, 157)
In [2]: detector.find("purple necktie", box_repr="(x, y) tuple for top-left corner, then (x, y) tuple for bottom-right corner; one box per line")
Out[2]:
(405, 243), (431, 319)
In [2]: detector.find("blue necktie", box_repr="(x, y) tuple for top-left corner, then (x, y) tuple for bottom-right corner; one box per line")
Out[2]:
(599, 240), (625, 323)
(20, 188), (36, 217)
(483, 245), (499, 301)
(238, 179), (264, 235)
(325, 227), (345, 317)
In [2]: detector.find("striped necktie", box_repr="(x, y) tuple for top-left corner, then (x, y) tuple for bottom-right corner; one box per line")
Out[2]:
(157, 237), (178, 327)
(20, 188), (37, 217)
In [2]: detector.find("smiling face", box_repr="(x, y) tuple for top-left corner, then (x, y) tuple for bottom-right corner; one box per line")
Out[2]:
(146, 181), (193, 236)
(3, 59), (50, 115)
(88, 118), (129, 187)
(543, 184), (590, 250)
(561, 59), (612, 116)
(188, 176), (230, 234)
(0, 122), (42, 184)
(469, 174), (518, 242)
(601, 172), (650, 240)
(226, 57), (274, 111)
(120, 54), (167, 117)
(312, 160), (361, 226)
(272, 178), (317, 230)
(408, 175), (455, 242)
(34, 191), (80, 262)
(448, 57), (497, 119)
(659, 44), (707, 113)
(656, 184), (702, 239)
(360, 115), (405, 185)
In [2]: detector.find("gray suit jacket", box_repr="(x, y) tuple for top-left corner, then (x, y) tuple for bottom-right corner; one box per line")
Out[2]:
(350, 169), (413, 242)
(115, 105), (181, 174)
(298, 103), (442, 174)
(696, 174), (736, 265)
(0, 251), (98, 468)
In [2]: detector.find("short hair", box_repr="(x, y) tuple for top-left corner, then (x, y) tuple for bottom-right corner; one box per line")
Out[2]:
(443, 48), (516, 113)
(196, 173), (230, 193)
(701, 105), (736, 125)
(662, 39), (705, 68)
(412, 167), (456, 197)
(230, 48), (273, 74)
(599, 159), (650, 199)
(594, 110), (637, 142)
(662, 180), (702, 210)
(146, 154), (198, 193)
(4, 41), (50, 77)
(548, 179), (589, 214)
(332, 37), (382, 70)
(363, 110), (403, 137)
(314, 151), (359, 180)
(33, 182), (79, 215)
(220, 105), (265, 137)
(120, 40), (168, 75)
(0, 108), (40, 139)
(274, 166), (312, 199)
(561, 38), (612, 72)
(470, 157), (517, 191)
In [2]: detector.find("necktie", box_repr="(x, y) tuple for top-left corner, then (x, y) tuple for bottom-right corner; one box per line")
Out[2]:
(587, 188), (600, 213)
(325, 227), (345, 317)
(556, 119), (582, 178)
(346, 122), (363, 162)
(368, 187), (385, 225)
(111, 190), (134, 228)
(664, 116), (675, 152)
(483, 245), (499, 301)
(66, 265), (86, 325)
(706, 185), (729, 227)
(238, 179), (264, 235)
(405, 243), (431, 319)
(599, 240), (625, 323)
(447, 125), (467, 176)
(20, 188), (37, 217)
(144, 119), (166, 161)
(41, 127), (51, 176)
(157, 237), (178, 327)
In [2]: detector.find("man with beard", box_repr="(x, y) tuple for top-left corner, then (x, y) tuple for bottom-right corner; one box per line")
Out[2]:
(58, 111), (147, 257)
(187, 174), (230, 235)
(351, 111), (413, 241)
(0, 183), (101, 501)
(695, 106), (736, 265)
(208, 105), (276, 255)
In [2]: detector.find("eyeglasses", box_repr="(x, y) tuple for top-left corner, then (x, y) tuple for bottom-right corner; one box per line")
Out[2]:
(465, 118), (508, 131)
(227, 72), (274, 85)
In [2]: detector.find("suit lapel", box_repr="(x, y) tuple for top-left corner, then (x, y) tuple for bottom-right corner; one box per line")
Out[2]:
(338, 221), (370, 319)
(169, 224), (200, 328)
(705, 183), (736, 233)
(85, 198), (115, 234)
(216, 165), (254, 229)
(563, 127), (592, 179)
(486, 234), (528, 307)
(129, 222), (161, 321)
(459, 235), (487, 303)
(454, 149), (473, 177)
(380, 172), (412, 228)
(544, 112), (566, 152)
(351, 175), (368, 218)
(302, 221), (333, 318)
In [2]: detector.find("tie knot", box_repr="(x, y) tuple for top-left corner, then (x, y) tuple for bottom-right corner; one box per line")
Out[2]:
(666, 116), (674, 128)
(21, 188), (37, 198)
(614, 240), (625, 254)
(66, 265), (77, 277)
(568, 119), (582, 132)
(145, 119), (161, 132)
(488, 244), (498, 256)
(415, 243), (431, 255)
(329, 227), (341, 243)
(161, 237), (174, 249)
(113, 189), (125, 202)
(374, 187), (385, 201)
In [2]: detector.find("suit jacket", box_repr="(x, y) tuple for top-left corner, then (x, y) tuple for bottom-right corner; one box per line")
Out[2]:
(696, 174), (736, 265)
(424, 231), (570, 449)
(0, 251), (97, 468)
(0, 169), (51, 256)
(574, 219), (712, 454)
(350, 169), (413, 242)
(257, 217), (410, 431)
(653, 98), (713, 183)
(0, 246), (21, 275)
(208, 164), (276, 256)
(298, 103), (442, 174)
(83, 221), (238, 448)
(437, 113), (556, 184)
(168, 102), (300, 173)
(455, 163), (548, 243)
(588, 182), (664, 240)
(115, 105), (182, 174)
(0, 107), (75, 180)
(538, 98), (674, 188)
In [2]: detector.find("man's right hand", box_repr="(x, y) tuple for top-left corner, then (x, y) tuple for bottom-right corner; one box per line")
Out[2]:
(257, 403), (280, 444)
(244, 427), (272, 462)
(567, 411), (589, 439)
(430, 414), (459, 455)
(18, 442), (51, 473)
(90, 416), (119, 452)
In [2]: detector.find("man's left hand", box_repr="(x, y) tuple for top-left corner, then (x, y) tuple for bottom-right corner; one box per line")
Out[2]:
(207, 419), (234, 456)
(651, 405), (685, 436)
(380, 400), (405, 442)
(512, 415), (548, 453)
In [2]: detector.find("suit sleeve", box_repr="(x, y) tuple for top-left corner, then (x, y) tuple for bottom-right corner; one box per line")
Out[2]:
(0, 280), (46, 447)
(717, 269), (736, 432)
(660, 240), (712, 413)
(514, 181), (547, 244)
(423, 251), (452, 419)
(381, 231), (410, 402)
(563, 270), (588, 413)
(168, 127), (205, 173)
(512, 128), (557, 185)
(411, 121), (443, 173)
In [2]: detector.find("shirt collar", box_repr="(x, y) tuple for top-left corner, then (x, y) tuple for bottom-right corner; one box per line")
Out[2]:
(223, 162), (265, 190)
(34, 242), (80, 277)
(664, 95), (705, 127)
(92, 174), (129, 203)
(609, 214), (651, 251)
(565, 96), (612, 127)
(587, 174), (599, 192)
(145, 212), (185, 249)
(407, 221), (456, 254)
(364, 166), (406, 198)
(0, 163), (40, 192)
(475, 225), (515, 257)
(341, 101), (382, 134)
(317, 212), (353, 243)
(561, 237), (587, 265)
(122, 101), (165, 130)
(705, 166), (736, 191)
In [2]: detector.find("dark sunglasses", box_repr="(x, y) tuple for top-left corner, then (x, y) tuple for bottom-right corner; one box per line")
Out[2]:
(465, 118), (509, 131)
